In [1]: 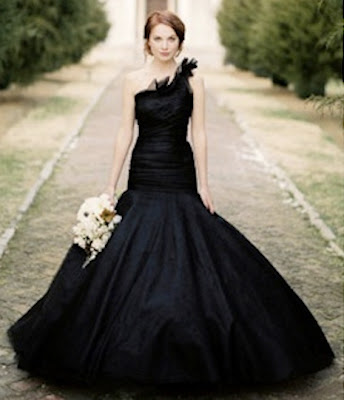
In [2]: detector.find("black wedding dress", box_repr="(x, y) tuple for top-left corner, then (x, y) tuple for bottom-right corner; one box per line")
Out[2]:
(7, 57), (334, 387)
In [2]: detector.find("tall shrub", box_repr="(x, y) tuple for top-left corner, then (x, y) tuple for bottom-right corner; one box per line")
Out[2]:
(308, 0), (344, 113)
(248, 0), (291, 85)
(248, 0), (342, 97)
(0, 0), (110, 89)
(216, 0), (260, 70)
(0, 1), (22, 88)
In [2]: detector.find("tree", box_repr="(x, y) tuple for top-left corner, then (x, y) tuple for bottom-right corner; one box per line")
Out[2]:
(0, 0), (110, 89)
(308, 0), (344, 114)
(248, 0), (342, 98)
(248, 0), (292, 86)
(0, 1), (22, 88)
(216, 0), (261, 70)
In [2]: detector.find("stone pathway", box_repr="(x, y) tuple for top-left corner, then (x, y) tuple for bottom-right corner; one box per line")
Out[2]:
(0, 68), (342, 399)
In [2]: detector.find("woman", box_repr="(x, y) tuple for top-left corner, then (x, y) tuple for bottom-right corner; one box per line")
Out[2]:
(8, 10), (334, 387)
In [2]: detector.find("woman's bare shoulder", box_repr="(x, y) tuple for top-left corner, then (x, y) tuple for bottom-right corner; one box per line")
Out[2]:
(125, 68), (145, 81)
(124, 68), (147, 95)
(189, 70), (204, 92)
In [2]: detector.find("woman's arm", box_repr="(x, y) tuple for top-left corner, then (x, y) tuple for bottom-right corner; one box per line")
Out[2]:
(103, 73), (135, 201)
(190, 74), (215, 214)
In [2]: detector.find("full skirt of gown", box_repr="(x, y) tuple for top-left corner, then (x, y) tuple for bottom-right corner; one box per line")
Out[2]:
(7, 57), (335, 386)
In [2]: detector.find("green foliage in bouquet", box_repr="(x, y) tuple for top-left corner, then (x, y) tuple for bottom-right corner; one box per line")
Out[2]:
(0, 0), (110, 89)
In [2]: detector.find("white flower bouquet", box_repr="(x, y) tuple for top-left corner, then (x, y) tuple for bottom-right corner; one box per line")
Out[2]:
(72, 193), (122, 269)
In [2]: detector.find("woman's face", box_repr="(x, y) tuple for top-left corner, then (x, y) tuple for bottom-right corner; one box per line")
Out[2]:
(148, 23), (180, 61)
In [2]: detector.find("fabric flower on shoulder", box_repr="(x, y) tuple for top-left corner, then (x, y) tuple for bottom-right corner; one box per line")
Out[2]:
(154, 57), (198, 93)
(179, 57), (198, 78)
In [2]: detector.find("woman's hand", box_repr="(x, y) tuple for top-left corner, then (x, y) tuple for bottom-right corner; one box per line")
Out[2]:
(199, 186), (215, 214)
(101, 186), (117, 207)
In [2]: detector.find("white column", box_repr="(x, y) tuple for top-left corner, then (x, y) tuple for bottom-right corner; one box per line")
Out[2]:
(177, 0), (224, 67)
(98, 0), (137, 62)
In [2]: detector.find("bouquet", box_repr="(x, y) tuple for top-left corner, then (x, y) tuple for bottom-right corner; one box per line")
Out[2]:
(72, 193), (122, 269)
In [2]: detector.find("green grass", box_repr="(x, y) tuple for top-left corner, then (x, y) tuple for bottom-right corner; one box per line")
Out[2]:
(226, 87), (262, 94)
(0, 151), (27, 176)
(0, 148), (50, 232)
(304, 151), (333, 162)
(31, 96), (78, 119)
(323, 134), (336, 144)
(295, 172), (344, 250)
(258, 108), (310, 121)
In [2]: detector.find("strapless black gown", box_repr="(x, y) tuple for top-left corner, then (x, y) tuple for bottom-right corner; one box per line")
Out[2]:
(7, 57), (334, 386)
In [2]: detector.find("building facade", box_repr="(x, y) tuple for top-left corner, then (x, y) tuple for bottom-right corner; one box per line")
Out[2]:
(102, 0), (224, 67)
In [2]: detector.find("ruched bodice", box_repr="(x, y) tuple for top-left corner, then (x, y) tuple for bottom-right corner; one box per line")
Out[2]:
(128, 58), (198, 193)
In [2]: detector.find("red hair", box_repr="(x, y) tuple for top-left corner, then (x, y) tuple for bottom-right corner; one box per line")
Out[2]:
(144, 10), (185, 56)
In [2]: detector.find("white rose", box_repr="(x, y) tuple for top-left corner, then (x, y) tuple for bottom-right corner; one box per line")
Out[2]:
(97, 224), (109, 235)
(85, 217), (98, 230)
(113, 215), (122, 224)
(102, 231), (111, 241)
(91, 238), (104, 251)
(74, 236), (86, 249)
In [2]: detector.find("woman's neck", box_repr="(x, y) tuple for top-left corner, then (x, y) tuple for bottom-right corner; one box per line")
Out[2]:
(148, 58), (177, 75)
